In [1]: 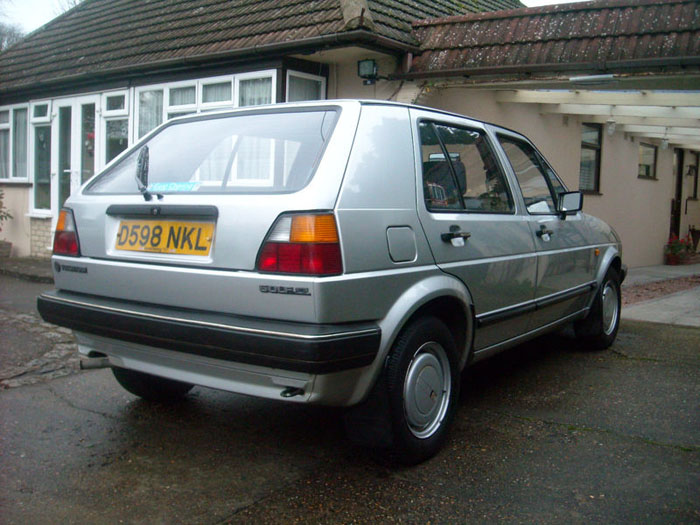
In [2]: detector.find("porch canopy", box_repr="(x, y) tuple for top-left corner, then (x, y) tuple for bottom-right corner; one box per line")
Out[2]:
(398, 0), (700, 151)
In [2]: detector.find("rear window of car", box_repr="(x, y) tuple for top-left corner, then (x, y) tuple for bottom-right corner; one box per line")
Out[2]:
(85, 108), (339, 195)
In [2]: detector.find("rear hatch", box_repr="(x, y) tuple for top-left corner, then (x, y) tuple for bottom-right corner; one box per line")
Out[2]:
(55, 103), (360, 321)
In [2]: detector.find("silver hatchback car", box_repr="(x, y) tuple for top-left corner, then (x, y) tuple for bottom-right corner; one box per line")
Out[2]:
(39, 100), (625, 464)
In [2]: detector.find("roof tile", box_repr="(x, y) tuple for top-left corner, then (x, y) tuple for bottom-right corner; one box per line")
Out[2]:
(409, 0), (700, 77)
(0, 0), (522, 95)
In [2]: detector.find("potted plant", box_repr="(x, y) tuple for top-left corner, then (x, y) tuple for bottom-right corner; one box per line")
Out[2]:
(0, 189), (14, 257)
(664, 233), (693, 265)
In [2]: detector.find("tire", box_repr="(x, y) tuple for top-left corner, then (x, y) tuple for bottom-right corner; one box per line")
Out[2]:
(384, 316), (460, 465)
(112, 367), (194, 402)
(574, 267), (621, 350)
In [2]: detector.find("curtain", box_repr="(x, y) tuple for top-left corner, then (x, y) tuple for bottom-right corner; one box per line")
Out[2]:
(239, 78), (271, 107)
(0, 130), (8, 179)
(288, 75), (322, 102)
(203, 82), (232, 104)
(170, 86), (196, 106)
(12, 109), (27, 178)
(138, 90), (163, 138)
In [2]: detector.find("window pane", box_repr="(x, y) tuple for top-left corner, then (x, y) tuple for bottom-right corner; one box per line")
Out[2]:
(0, 130), (8, 179)
(499, 137), (557, 214)
(106, 95), (125, 111)
(168, 111), (195, 120)
(239, 78), (271, 107)
(138, 90), (163, 138)
(170, 86), (196, 106)
(435, 125), (513, 213)
(579, 148), (598, 192)
(87, 110), (338, 195)
(33, 105), (48, 119)
(419, 122), (462, 210)
(81, 104), (95, 184)
(0, 110), (8, 124)
(581, 124), (601, 146)
(203, 82), (232, 103)
(288, 75), (322, 102)
(106, 119), (128, 163)
(13, 109), (27, 178)
(34, 126), (51, 209)
(638, 144), (656, 178)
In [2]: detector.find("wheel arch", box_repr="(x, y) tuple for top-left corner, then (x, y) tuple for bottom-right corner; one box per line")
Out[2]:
(377, 273), (474, 373)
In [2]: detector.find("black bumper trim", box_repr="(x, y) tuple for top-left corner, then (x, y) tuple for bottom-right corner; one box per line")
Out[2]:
(38, 291), (380, 374)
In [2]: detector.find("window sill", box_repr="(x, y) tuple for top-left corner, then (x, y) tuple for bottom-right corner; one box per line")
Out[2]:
(637, 176), (658, 181)
(0, 179), (31, 187)
(26, 211), (52, 219)
(581, 190), (603, 196)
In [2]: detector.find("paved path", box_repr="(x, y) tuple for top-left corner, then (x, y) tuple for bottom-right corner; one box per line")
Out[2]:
(622, 286), (700, 328)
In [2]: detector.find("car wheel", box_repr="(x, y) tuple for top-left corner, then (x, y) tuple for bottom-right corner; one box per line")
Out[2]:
(384, 316), (460, 465)
(575, 267), (621, 350)
(112, 367), (194, 402)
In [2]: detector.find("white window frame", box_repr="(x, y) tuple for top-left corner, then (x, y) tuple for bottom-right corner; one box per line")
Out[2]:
(166, 80), (198, 120)
(0, 104), (30, 183)
(234, 70), (277, 108)
(134, 85), (166, 140)
(0, 107), (10, 180)
(285, 70), (326, 102)
(30, 100), (52, 124)
(199, 75), (234, 110)
(102, 90), (129, 117)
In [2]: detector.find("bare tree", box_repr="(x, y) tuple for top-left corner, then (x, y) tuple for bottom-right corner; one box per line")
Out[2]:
(0, 21), (23, 51)
(56, 0), (84, 15)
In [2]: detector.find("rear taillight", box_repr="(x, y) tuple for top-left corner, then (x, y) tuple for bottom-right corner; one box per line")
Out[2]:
(53, 208), (80, 256)
(257, 213), (342, 276)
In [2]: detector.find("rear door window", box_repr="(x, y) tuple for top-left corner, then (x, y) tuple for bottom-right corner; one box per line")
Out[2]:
(419, 121), (514, 213)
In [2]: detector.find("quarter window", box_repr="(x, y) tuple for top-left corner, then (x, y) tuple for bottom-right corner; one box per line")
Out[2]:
(579, 123), (601, 193)
(638, 143), (657, 179)
(419, 121), (513, 213)
(498, 135), (565, 214)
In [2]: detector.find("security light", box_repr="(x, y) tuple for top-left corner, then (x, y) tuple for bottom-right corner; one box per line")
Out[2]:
(357, 59), (387, 85)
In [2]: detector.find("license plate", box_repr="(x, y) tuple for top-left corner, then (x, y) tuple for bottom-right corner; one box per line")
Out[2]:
(115, 220), (215, 255)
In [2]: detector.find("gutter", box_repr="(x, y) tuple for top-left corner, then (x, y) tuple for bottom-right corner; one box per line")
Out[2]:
(0, 30), (420, 100)
(392, 56), (700, 81)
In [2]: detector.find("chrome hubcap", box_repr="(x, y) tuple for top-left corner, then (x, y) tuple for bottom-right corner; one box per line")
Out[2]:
(601, 281), (619, 336)
(403, 342), (451, 439)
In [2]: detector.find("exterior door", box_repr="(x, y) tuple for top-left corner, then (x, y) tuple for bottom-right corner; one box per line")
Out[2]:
(496, 132), (596, 329)
(50, 96), (100, 228)
(411, 111), (538, 351)
(671, 149), (683, 238)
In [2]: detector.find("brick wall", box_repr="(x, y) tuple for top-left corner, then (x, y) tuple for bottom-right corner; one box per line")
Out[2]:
(30, 218), (53, 258)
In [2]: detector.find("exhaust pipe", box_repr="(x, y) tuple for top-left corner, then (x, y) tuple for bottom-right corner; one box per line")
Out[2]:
(79, 356), (111, 370)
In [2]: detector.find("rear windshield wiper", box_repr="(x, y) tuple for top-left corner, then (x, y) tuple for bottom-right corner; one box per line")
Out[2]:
(135, 146), (161, 201)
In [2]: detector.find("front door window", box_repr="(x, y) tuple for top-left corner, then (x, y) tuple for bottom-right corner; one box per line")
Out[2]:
(33, 125), (51, 210)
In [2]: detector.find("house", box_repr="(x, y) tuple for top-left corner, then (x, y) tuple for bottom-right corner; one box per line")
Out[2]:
(0, 0), (698, 267)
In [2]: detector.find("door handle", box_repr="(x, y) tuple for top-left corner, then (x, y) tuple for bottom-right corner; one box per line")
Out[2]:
(536, 225), (554, 238)
(441, 225), (471, 244)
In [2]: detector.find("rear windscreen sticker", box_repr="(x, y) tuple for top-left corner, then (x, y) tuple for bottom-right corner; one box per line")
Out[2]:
(147, 182), (200, 192)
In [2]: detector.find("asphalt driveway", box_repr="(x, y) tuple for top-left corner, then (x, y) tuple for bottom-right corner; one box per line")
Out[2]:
(1, 311), (698, 523)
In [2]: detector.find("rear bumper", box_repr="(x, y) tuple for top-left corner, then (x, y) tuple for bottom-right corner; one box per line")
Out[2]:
(37, 290), (380, 374)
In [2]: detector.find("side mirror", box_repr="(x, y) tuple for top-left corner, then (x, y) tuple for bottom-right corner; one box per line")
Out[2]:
(557, 191), (583, 219)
